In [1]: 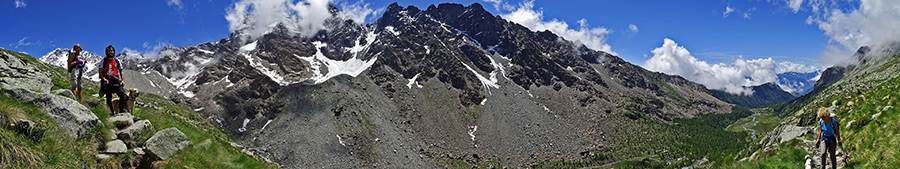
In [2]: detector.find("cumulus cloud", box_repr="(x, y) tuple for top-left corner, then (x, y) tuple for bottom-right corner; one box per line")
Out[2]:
(15, 0), (25, 8)
(788, 0), (803, 13)
(785, 0), (900, 66)
(225, 0), (376, 41)
(644, 38), (821, 95)
(337, 0), (379, 24)
(491, 0), (614, 54)
(776, 61), (820, 74)
(628, 24), (639, 33)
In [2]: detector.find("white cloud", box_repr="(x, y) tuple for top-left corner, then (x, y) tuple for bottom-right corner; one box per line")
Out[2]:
(776, 61), (820, 74)
(9, 37), (39, 48)
(785, 0), (900, 66)
(494, 0), (614, 54)
(483, 0), (515, 11)
(644, 38), (821, 95)
(167, 0), (183, 9)
(123, 41), (173, 57)
(628, 24), (639, 33)
(743, 7), (756, 19)
(225, 0), (376, 41)
(15, 0), (25, 8)
(724, 5), (735, 18)
(338, 0), (378, 24)
(788, 0), (804, 13)
(724, 5), (754, 19)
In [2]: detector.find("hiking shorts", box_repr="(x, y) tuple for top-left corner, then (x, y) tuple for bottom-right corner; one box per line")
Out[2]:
(69, 67), (84, 88)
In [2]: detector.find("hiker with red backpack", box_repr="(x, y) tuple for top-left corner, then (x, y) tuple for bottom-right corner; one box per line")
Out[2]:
(68, 44), (85, 102)
(815, 107), (843, 169)
(99, 45), (129, 115)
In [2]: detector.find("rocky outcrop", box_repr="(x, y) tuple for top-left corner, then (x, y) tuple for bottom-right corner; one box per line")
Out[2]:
(1, 49), (99, 137)
(118, 120), (151, 140)
(145, 127), (191, 160)
(103, 140), (128, 154)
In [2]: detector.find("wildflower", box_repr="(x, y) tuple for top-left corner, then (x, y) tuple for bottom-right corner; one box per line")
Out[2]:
(10, 123), (14, 127)
(40, 120), (45, 122)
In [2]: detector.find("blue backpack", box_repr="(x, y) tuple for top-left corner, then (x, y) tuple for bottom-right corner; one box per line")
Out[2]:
(819, 117), (839, 143)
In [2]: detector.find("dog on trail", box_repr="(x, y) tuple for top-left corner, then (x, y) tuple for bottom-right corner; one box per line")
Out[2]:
(111, 88), (140, 114)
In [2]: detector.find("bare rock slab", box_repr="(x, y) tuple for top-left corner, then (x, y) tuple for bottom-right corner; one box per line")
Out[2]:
(118, 120), (152, 140)
(104, 140), (128, 154)
(144, 127), (191, 160)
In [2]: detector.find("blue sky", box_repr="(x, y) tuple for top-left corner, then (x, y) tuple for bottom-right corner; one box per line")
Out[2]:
(1, 0), (827, 63)
(4, 0), (896, 93)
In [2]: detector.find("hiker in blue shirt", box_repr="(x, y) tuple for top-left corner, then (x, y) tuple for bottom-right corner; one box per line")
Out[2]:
(815, 107), (842, 169)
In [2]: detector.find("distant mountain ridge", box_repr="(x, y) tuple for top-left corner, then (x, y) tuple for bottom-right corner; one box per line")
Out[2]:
(776, 71), (820, 96)
(713, 82), (797, 108)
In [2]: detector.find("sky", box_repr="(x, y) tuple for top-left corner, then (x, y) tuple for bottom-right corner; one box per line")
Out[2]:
(3, 0), (898, 94)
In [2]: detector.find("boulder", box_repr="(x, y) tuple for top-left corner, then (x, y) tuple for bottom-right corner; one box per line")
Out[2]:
(1, 79), (98, 137)
(0, 77), (52, 93)
(104, 140), (128, 154)
(133, 148), (146, 155)
(0, 52), (51, 79)
(96, 154), (113, 162)
(51, 89), (75, 99)
(108, 113), (135, 129)
(118, 120), (152, 139)
(145, 127), (191, 160)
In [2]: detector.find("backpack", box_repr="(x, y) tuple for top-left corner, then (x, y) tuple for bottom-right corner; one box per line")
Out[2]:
(819, 116), (839, 143)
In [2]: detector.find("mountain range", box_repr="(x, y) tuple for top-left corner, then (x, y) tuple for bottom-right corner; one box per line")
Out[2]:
(30, 2), (841, 168)
(713, 82), (798, 108)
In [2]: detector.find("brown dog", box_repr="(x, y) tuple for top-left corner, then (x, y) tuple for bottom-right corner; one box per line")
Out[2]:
(111, 88), (140, 114)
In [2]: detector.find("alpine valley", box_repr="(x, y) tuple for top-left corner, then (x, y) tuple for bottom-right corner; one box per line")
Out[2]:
(23, 2), (897, 169)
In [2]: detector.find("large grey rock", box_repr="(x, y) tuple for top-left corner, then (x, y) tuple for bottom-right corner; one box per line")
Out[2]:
(0, 51), (50, 79)
(108, 113), (135, 128)
(118, 120), (151, 139)
(0, 77), (52, 93)
(145, 127), (191, 160)
(52, 89), (74, 99)
(95, 154), (113, 162)
(1, 79), (99, 137)
(104, 140), (128, 154)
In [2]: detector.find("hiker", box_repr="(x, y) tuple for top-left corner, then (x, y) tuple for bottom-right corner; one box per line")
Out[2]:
(99, 45), (128, 114)
(68, 44), (85, 102)
(815, 107), (842, 169)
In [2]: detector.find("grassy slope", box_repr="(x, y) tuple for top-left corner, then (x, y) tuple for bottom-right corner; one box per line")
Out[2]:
(0, 48), (276, 168)
(724, 56), (900, 168)
(531, 106), (753, 169)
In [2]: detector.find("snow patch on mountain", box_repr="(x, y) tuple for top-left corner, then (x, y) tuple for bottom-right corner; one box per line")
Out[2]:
(407, 73), (423, 89)
(385, 26), (400, 36)
(302, 42), (379, 84)
(240, 40), (292, 85)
